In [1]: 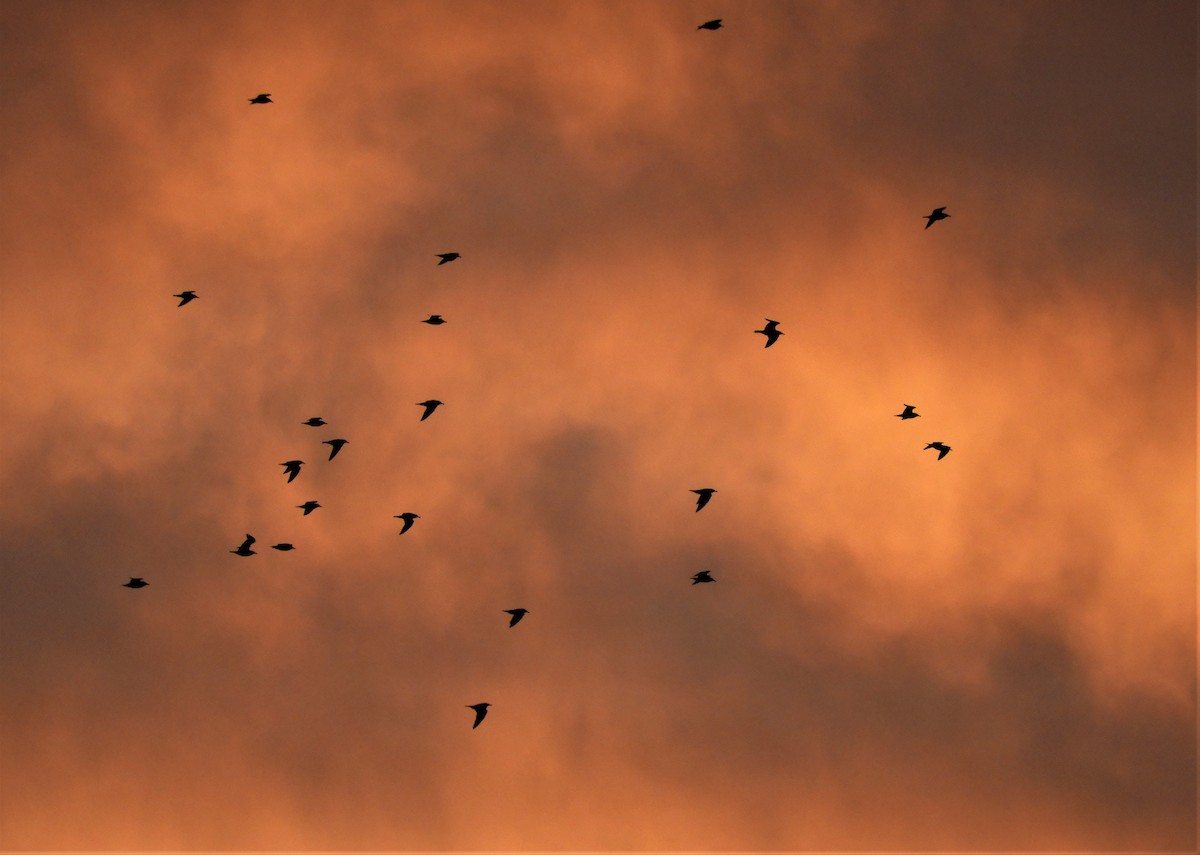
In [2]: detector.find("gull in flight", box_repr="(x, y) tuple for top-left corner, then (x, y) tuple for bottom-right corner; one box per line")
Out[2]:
(436, 252), (461, 265)
(173, 291), (198, 307)
(394, 512), (420, 535)
(272, 543), (295, 551)
(123, 577), (148, 588)
(302, 417), (326, 427)
(281, 460), (304, 482)
(896, 404), (920, 420)
(249, 93), (272, 104)
(504, 608), (529, 627)
(467, 702), (490, 729)
(231, 534), (256, 556)
(924, 441), (951, 460)
(422, 314), (446, 325)
(691, 488), (717, 512)
(754, 319), (783, 348)
(692, 570), (715, 585)
(297, 501), (321, 515)
(323, 438), (348, 460)
(698, 19), (722, 30)
(417, 400), (443, 421)
(924, 207), (950, 229)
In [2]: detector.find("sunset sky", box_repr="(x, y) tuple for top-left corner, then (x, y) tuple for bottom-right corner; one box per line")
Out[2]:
(0, 1), (1195, 852)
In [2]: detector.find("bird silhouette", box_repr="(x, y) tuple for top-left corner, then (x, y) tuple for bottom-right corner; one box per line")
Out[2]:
(302, 417), (326, 427)
(467, 703), (490, 728)
(755, 318), (783, 348)
(173, 291), (198, 307)
(249, 93), (272, 104)
(323, 438), (348, 460)
(896, 404), (920, 420)
(924, 441), (952, 460)
(271, 543), (295, 551)
(297, 501), (321, 515)
(231, 534), (256, 556)
(281, 460), (304, 482)
(691, 488), (717, 512)
(394, 512), (419, 535)
(436, 252), (460, 265)
(123, 577), (148, 588)
(417, 400), (443, 421)
(421, 314), (446, 325)
(924, 207), (950, 229)
(692, 570), (715, 584)
(504, 608), (529, 627)
(698, 18), (723, 29)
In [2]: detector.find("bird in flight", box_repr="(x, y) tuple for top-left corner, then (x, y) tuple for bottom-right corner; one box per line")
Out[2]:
(123, 577), (148, 588)
(924, 441), (952, 460)
(271, 543), (295, 551)
(323, 438), (348, 460)
(297, 501), (321, 515)
(896, 404), (920, 420)
(692, 570), (715, 585)
(281, 460), (304, 482)
(231, 534), (256, 556)
(691, 488), (717, 512)
(467, 703), (491, 729)
(173, 291), (198, 307)
(249, 93), (272, 104)
(504, 608), (529, 627)
(436, 252), (461, 265)
(417, 400), (443, 421)
(302, 417), (326, 427)
(698, 18), (723, 29)
(421, 314), (447, 325)
(754, 318), (783, 348)
(924, 207), (950, 229)
(394, 512), (420, 535)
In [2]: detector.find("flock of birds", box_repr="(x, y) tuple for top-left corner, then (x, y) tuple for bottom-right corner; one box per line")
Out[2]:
(129, 19), (955, 732)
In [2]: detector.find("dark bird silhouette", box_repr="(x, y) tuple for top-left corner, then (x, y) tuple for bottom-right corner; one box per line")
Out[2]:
(123, 577), (148, 588)
(754, 318), (783, 348)
(467, 702), (490, 728)
(691, 488), (717, 512)
(692, 570), (715, 585)
(297, 501), (321, 515)
(436, 252), (461, 265)
(231, 534), (256, 556)
(281, 460), (304, 482)
(323, 438), (348, 460)
(394, 512), (419, 535)
(698, 18), (723, 29)
(249, 93), (272, 104)
(271, 543), (295, 551)
(173, 291), (198, 307)
(417, 400), (443, 421)
(924, 207), (950, 229)
(504, 608), (529, 627)
(302, 417), (326, 427)
(421, 314), (446, 325)
(924, 441), (952, 460)
(896, 404), (920, 420)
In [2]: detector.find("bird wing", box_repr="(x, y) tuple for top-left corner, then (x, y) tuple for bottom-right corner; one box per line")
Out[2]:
(938, 446), (950, 460)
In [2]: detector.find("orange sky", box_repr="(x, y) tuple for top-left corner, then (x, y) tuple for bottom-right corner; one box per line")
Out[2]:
(0, 1), (1195, 851)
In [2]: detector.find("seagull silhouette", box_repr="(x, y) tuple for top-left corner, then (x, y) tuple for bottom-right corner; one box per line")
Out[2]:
(123, 577), (148, 588)
(924, 207), (950, 229)
(692, 570), (715, 584)
(698, 18), (723, 29)
(271, 543), (295, 551)
(436, 252), (460, 265)
(504, 608), (529, 627)
(755, 318), (783, 348)
(297, 501), (321, 515)
(467, 702), (490, 728)
(394, 512), (419, 535)
(924, 441), (951, 460)
(896, 404), (920, 420)
(691, 488), (717, 512)
(421, 314), (447, 325)
(231, 534), (256, 556)
(417, 400), (443, 421)
(281, 460), (304, 482)
(249, 93), (272, 104)
(302, 417), (326, 427)
(173, 291), (198, 307)
(323, 438), (348, 460)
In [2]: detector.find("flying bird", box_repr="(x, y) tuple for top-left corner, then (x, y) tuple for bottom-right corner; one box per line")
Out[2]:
(924, 441), (952, 460)
(754, 318), (783, 348)
(297, 501), (321, 515)
(417, 400), (443, 421)
(281, 460), (304, 482)
(271, 543), (295, 551)
(394, 512), (419, 535)
(302, 417), (326, 427)
(924, 207), (950, 229)
(231, 534), (256, 556)
(896, 404), (920, 420)
(692, 570), (715, 585)
(467, 703), (491, 729)
(323, 438), (348, 460)
(691, 488), (717, 512)
(698, 18), (723, 29)
(421, 314), (447, 325)
(436, 252), (461, 265)
(249, 93), (272, 104)
(504, 608), (529, 627)
(173, 291), (198, 307)
(123, 577), (148, 588)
